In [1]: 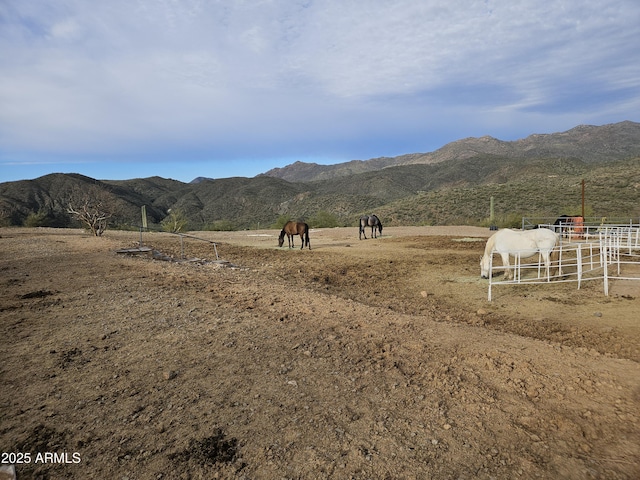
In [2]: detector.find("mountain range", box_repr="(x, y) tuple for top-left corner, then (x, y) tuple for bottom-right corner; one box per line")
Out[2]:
(263, 121), (640, 182)
(1, 121), (639, 230)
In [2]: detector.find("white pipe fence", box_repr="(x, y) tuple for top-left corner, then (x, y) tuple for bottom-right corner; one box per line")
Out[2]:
(486, 225), (640, 301)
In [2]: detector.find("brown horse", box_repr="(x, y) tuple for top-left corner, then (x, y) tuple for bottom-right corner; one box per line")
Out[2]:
(278, 221), (311, 249)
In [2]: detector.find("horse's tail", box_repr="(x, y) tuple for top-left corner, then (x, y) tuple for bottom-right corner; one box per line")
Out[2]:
(304, 223), (311, 249)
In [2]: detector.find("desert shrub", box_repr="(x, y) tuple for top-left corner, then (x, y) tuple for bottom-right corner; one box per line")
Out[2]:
(206, 220), (236, 231)
(309, 210), (339, 228)
(23, 211), (49, 227)
(271, 215), (291, 230)
(161, 209), (189, 233)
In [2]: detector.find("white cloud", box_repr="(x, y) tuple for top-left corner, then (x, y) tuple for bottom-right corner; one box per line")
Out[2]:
(1, 0), (639, 166)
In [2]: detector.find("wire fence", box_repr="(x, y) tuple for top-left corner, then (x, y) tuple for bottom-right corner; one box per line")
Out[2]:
(486, 224), (640, 301)
(119, 225), (220, 261)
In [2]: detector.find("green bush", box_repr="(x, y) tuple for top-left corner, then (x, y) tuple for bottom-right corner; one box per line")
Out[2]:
(161, 209), (188, 233)
(271, 215), (291, 230)
(206, 220), (236, 231)
(309, 210), (339, 228)
(23, 210), (50, 227)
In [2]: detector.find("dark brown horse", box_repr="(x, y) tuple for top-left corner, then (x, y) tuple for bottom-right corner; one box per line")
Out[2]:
(278, 221), (311, 249)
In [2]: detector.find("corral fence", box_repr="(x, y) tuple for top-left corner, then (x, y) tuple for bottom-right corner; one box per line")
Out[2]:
(522, 216), (640, 240)
(486, 221), (640, 301)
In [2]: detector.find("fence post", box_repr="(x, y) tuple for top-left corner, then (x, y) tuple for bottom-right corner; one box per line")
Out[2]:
(488, 253), (493, 302)
(615, 233), (621, 275)
(603, 244), (609, 296)
(577, 243), (582, 289)
(558, 244), (564, 278)
(141, 205), (148, 230)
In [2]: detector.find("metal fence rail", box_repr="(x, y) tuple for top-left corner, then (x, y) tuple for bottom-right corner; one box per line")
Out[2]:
(487, 225), (640, 301)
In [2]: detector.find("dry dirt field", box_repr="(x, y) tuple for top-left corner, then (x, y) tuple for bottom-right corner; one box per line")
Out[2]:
(1, 226), (639, 480)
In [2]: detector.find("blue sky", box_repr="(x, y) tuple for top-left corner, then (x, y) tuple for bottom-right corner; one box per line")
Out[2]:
(1, 0), (639, 183)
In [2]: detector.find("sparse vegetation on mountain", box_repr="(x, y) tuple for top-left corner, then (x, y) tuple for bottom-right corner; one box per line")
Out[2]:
(1, 121), (639, 230)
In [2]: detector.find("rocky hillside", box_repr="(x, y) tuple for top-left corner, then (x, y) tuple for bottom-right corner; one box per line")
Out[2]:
(263, 121), (640, 182)
(1, 121), (639, 230)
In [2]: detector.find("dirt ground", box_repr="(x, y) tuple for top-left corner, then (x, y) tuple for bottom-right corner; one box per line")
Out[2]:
(1, 226), (639, 480)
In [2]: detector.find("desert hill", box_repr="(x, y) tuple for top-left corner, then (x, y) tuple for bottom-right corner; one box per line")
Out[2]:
(263, 121), (640, 182)
(1, 121), (639, 230)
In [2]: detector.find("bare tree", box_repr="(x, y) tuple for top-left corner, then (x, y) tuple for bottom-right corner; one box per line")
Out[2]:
(67, 185), (118, 236)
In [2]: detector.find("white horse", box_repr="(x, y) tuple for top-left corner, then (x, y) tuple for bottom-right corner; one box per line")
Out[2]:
(480, 228), (560, 280)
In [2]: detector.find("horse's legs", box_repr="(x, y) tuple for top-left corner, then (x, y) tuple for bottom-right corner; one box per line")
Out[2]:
(299, 233), (304, 250)
(501, 253), (512, 280)
(288, 233), (294, 248)
(542, 251), (553, 280)
(551, 248), (562, 277)
(533, 250), (558, 280)
(537, 250), (555, 280)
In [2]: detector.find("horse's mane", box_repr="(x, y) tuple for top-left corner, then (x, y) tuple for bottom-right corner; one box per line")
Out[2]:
(484, 232), (497, 255)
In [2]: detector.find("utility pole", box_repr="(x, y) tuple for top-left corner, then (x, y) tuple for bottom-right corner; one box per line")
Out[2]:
(490, 196), (497, 230)
(581, 180), (585, 219)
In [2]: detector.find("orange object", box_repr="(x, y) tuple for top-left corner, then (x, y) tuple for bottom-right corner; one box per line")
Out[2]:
(571, 216), (584, 239)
